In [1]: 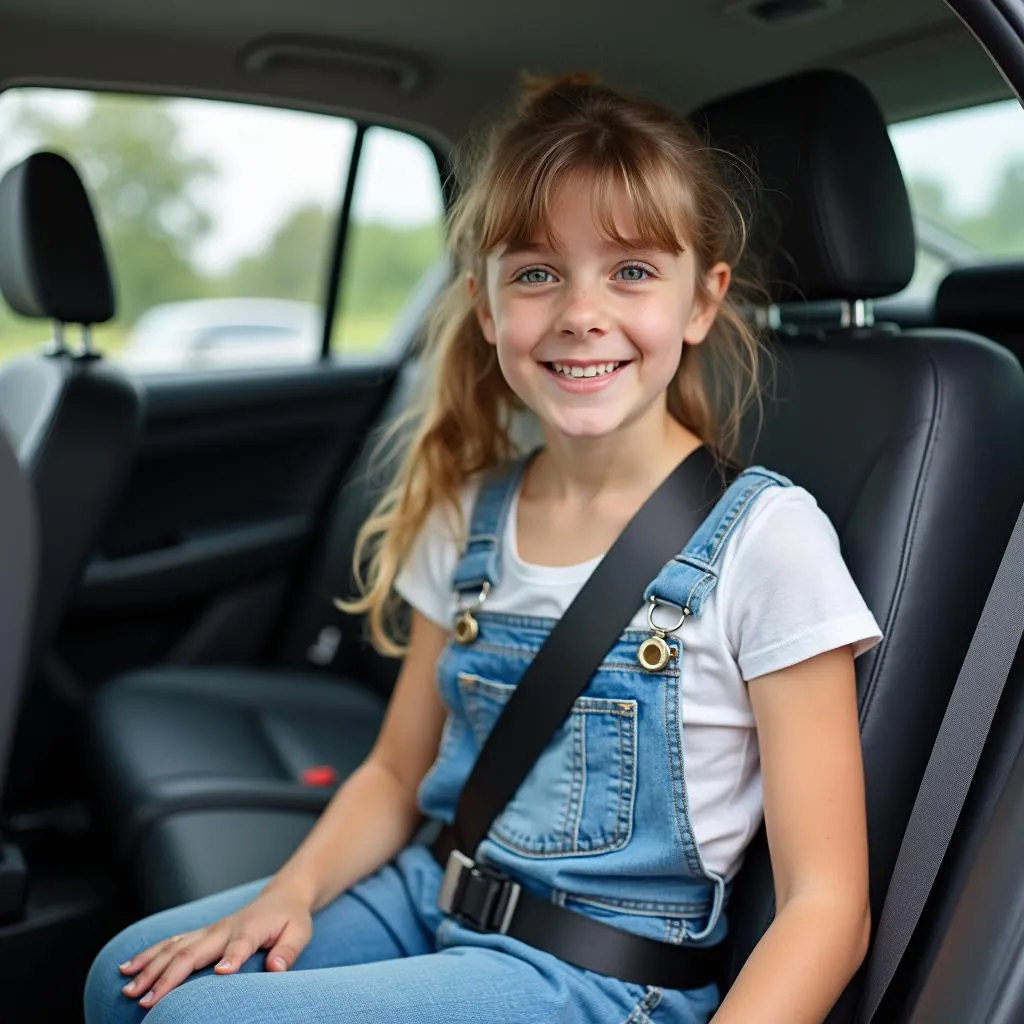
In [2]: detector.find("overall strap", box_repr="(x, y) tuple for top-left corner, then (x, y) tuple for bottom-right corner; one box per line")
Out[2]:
(450, 458), (530, 597)
(643, 466), (792, 616)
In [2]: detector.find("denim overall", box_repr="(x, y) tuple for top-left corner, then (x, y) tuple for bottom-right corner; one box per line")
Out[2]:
(84, 461), (789, 1024)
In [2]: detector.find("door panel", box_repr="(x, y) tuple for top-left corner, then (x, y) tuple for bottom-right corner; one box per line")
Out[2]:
(56, 359), (399, 686)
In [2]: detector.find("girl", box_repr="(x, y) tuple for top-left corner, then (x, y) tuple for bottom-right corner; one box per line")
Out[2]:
(86, 74), (881, 1024)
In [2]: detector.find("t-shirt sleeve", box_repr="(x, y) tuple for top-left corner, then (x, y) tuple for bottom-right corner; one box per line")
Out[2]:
(721, 486), (883, 682)
(393, 494), (469, 629)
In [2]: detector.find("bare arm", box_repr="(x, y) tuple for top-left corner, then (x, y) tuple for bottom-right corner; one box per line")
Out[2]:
(711, 646), (870, 1024)
(266, 609), (451, 912)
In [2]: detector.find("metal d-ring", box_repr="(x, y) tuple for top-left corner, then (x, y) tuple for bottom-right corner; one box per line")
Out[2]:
(453, 581), (491, 645)
(637, 596), (689, 672)
(646, 595), (689, 634)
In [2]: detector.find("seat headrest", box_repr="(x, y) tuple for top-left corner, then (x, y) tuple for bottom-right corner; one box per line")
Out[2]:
(0, 152), (115, 325)
(693, 69), (915, 303)
(934, 263), (1024, 332)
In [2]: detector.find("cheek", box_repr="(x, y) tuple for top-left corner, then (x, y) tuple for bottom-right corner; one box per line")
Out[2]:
(493, 297), (547, 356)
(628, 301), (689, 357)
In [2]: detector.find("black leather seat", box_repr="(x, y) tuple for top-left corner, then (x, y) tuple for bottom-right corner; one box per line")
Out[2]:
(88, 68), (1024, 1024)
(934, 261), (1024, 365)
(0, 151), (143, 674)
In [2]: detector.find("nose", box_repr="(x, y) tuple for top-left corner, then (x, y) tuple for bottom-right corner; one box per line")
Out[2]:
(555, 281), (608, 338)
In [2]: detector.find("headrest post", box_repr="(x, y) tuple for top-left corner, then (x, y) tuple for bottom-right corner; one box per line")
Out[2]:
(81, 324), (94, 356)
(51, 321), (67, 354)
(754, 305), (783, 330)
(847, 299), (874, 328)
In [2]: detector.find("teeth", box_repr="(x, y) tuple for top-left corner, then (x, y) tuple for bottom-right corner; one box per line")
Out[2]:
(551, 362), (620, 378)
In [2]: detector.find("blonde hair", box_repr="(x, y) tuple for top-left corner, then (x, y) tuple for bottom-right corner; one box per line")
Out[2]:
(339, 73), (767, 655)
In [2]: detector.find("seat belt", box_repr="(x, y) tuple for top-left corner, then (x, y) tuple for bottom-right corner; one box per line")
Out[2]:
(432, 444), (733, 989)
(857, 497), (1024, 1022)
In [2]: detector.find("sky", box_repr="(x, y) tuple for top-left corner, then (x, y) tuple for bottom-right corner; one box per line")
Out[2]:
(0, 88), (1022, 272)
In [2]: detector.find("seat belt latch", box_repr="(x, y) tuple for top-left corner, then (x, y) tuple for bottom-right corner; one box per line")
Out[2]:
(437, 848), (521, 935)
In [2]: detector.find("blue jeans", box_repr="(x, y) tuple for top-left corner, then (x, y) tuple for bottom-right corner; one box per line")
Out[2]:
(84, 845), (718, 1023)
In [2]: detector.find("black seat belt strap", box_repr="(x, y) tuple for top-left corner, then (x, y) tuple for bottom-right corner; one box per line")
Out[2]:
(857, 498), (1024, 1022)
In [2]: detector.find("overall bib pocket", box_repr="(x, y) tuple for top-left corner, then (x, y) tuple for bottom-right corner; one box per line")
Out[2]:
(457, 672), (638, 856)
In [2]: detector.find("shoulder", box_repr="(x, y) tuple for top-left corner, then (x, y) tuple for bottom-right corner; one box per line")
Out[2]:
(716, 471), (881, 679)
(393, 477), (481, 628)
(727, 473), (839, 563)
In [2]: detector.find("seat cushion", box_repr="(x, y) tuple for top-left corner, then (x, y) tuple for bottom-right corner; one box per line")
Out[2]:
(89, 666), (386, 863)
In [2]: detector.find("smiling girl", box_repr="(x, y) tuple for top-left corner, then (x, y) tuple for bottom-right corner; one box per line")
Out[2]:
(86, 73), (881, 1024)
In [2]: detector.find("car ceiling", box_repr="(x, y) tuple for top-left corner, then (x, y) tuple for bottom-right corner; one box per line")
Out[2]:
(0, 0), (1013, 149)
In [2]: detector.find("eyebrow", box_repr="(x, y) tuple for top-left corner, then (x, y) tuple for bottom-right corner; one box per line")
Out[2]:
(497, 238), (668, 259)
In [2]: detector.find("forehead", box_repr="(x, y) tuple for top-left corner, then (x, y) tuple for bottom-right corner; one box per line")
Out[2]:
(488, 168), (688, 257)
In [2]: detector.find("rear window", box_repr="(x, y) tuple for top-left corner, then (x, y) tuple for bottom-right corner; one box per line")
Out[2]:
(0, 89), (445, 374)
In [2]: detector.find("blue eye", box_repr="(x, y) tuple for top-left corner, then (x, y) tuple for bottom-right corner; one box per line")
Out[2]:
(517, 267), (555, 284)
(617, 264), (650, 282)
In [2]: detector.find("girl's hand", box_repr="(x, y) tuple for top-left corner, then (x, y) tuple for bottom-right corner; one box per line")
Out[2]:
(117, 887), (314, 1009)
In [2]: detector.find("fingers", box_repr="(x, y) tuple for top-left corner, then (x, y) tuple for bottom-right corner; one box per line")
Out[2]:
(118, 932), (190, 976)
(266, 918), (312, 972)
(212, 930), (262, 977)
(121, 926), (229, 1009)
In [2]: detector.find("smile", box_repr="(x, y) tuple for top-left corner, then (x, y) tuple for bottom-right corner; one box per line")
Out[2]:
(544, 361), (627, 379)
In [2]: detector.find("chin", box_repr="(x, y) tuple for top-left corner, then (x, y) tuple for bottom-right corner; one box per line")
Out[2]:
(541, 412), (627, 440)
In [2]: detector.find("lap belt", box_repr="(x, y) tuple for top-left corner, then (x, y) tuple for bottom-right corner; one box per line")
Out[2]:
(433, 447), (731, 990)
(429, 826), (724, 990)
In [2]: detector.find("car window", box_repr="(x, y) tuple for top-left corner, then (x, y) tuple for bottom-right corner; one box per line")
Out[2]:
(335, 126), (446, 359)
(888, 98), (1024, 296)
(0, 89), (445, 373)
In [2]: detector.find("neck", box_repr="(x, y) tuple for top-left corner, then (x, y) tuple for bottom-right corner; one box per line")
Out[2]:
(528, 405), (704, 505)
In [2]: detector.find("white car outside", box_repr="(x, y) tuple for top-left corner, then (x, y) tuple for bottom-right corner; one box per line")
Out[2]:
(119, 298), (322, 373)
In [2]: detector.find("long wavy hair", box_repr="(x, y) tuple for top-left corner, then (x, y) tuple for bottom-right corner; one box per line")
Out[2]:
(338, 73), (766, 655)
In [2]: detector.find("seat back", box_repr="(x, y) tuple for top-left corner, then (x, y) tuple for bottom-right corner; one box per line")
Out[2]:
(0, 152), (143, 670)
(934, 262), (1024, 365)
(694, 70), (1024, 1021)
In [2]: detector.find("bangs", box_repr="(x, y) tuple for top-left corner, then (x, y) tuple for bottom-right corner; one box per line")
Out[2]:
(477, 134), (698, 257)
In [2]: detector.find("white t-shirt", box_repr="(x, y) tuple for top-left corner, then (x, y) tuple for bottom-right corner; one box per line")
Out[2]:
(395, 477), (882, 880)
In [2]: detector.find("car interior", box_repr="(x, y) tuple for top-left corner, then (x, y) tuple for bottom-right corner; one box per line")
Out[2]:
(3, 1), (1024, 1021)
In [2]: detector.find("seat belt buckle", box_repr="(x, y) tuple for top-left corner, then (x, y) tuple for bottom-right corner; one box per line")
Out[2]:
(437, 848), (521, 935)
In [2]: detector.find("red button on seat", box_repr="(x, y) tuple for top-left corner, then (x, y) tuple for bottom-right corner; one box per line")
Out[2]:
(300, 765), (337, 787)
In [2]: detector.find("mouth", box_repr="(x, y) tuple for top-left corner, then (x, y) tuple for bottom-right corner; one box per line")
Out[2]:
(542, 360), (630, 380)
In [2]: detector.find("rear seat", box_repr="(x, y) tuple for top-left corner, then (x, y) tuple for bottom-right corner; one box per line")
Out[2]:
(87, 68), (1024, 1021)
(934, 262), (1024, 364)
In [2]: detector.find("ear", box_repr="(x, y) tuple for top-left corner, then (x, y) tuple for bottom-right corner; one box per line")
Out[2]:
(683, 262), (732, 346)
(468, 273), (497, 346)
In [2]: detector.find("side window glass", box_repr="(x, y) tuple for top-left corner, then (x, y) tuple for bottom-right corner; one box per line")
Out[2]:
(888, 99), (1024, 293)
(335, 126), (446, 359)
(0, 89), (354, 373)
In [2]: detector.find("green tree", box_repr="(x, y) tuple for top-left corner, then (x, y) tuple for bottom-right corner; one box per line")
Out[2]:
(958, 159), (1024, 255)
(219, 204), (335, 303)
(217, 206), (444, 324)
(906, 176), (952, 226)
(12, 94), (216, 324)
(340, 219), (445, 317)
